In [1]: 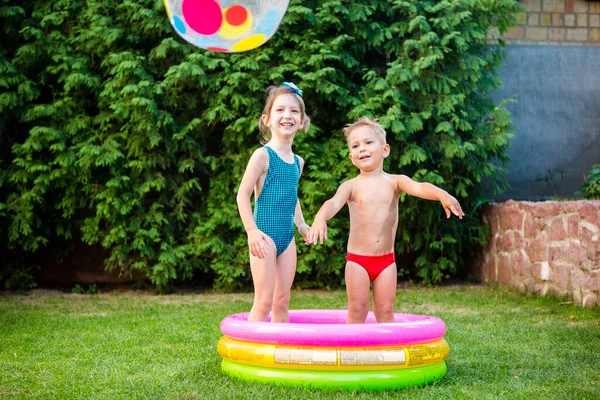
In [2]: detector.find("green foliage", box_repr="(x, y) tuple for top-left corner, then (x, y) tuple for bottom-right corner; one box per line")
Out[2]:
(71, 284), (85, 294)
(0, 0), (520, 289)
(578, 164), (600, 200)
(0, 263), (38, 291)
(71, 283), (98, 294)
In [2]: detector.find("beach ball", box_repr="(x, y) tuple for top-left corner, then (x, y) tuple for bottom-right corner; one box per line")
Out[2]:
(164, 0), (290, 53)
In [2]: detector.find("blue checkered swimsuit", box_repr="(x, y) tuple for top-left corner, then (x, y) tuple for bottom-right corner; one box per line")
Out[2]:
(253, 146), (301, 256)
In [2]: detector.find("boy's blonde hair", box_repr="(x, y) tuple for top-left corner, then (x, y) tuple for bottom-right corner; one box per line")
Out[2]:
(258, 85), (310, 144)
(343, 117), (387, 144)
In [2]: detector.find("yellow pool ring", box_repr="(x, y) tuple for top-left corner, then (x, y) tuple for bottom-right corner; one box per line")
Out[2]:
(218, 336), (450, 371)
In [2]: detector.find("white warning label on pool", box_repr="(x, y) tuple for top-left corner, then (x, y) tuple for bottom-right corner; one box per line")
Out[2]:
(340, 350), (406, 366)
(274, 349), (337, 365)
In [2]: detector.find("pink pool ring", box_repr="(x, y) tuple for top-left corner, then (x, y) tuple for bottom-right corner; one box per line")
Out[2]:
(220, 309), (446, 346)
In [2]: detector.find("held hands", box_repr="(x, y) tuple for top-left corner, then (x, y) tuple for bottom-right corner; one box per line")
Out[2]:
(441, 194), (465, 219)
(297, 223), (311, 245)
(307, 218), (328, 245)
(248, 224), (313, 258)
(247, 228), (272, 259)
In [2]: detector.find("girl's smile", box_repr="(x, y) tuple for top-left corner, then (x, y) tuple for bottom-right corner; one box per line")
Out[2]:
(262, 94), (304, 138)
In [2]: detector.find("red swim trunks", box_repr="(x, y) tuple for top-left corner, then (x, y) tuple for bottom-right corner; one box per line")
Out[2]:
(345, 253), (396, 281)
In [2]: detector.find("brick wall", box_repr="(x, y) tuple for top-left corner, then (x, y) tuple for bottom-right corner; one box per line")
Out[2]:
(501, 0), (600, 45)
(474, 200), (600, 307)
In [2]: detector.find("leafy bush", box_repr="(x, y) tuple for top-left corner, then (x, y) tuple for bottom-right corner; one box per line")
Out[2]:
(579, 164), (600, 200)
(0, 0), (520, 290)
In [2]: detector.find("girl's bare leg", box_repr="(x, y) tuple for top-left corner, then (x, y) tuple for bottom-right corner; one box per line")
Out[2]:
(271, 240), (297, 322)
(248, 235), (277, 321)
(345, 261), (371, 324)
(372, 263), (397, 323)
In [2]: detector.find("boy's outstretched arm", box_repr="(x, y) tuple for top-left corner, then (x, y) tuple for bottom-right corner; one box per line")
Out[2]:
(395, 175), (465, 219)
(307, 180), (352, 244)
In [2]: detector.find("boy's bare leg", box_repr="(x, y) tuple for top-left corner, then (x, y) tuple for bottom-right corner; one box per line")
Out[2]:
(248, 235), (277, 321)
(372, 263), (397, 323)
(270, 240), (297, 323)
(345, 261), (371, 324)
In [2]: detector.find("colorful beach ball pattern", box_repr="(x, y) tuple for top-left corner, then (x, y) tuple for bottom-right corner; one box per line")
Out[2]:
(164, 0), (290, 53)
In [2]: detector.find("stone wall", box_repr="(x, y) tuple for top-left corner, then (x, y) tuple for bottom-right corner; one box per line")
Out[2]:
(475, 200), (600, 307)
(499, 0), (600, 45)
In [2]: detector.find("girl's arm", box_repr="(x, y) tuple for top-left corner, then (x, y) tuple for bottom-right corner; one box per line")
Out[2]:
(236, 149), (271, 258)
(307, 180), (352, 245)
(395, 175), (464, 219)
(294, 157), (310, 243)
(294, 200), (310, 243)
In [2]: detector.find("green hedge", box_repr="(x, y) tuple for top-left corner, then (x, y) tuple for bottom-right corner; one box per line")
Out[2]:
(0, 0), (520, 290)
(579, 164), (600, 200)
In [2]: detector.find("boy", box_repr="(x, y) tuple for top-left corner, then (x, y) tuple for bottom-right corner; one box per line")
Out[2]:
(307, 117), (464, 323)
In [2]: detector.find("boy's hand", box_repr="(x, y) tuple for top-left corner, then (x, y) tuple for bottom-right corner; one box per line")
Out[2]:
(247, 228), (271, 259)
(297, 223), (311, 245)
(441, 194), (465, 219)
(307, 219), (328, 245)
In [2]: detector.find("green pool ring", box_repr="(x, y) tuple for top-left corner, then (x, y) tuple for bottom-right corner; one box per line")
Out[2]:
(221, 358), (446, 391)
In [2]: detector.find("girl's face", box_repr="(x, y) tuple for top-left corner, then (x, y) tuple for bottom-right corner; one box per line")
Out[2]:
(262, 94), (304, 139)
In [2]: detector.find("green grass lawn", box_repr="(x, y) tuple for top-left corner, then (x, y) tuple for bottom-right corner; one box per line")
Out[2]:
(1, 285), (599, 399)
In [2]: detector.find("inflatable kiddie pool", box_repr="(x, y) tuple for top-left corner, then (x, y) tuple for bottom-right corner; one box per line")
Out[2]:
(218, 310), (450, 390)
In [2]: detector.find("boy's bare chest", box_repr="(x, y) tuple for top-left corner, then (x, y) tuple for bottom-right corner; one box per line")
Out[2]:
(350, 181), (397, 207)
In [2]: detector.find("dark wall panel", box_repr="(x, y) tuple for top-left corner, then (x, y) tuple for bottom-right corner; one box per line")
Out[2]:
(491, 45), (600, 200)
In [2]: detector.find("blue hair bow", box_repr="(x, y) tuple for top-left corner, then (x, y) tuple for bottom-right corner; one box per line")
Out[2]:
(282, 82), (303, 97)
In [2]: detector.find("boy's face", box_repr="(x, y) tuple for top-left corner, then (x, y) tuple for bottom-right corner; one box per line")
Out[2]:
(347, 126), (390, 172)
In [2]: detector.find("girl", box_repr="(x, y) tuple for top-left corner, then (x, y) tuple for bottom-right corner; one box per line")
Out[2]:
(236, 82), (311, 322)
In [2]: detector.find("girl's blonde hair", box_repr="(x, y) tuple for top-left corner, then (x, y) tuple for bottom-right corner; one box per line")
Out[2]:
(343, 117), (387, 144)
(258, 85), (310, 144)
